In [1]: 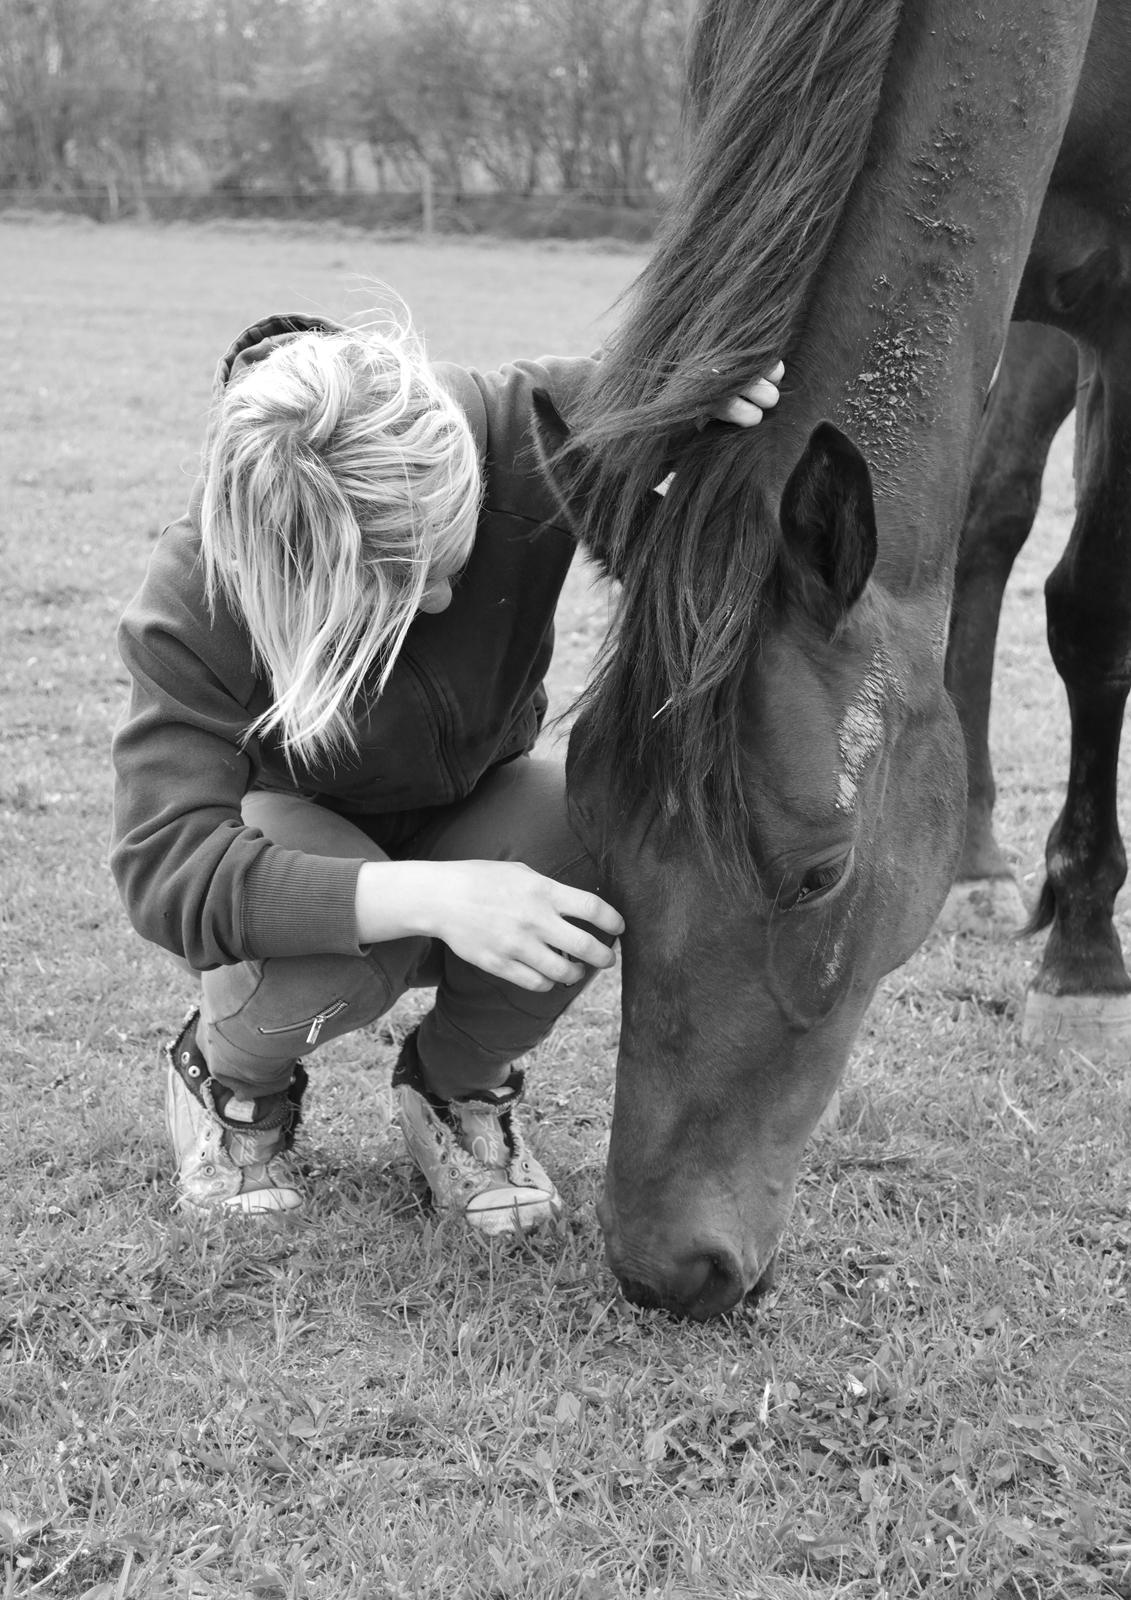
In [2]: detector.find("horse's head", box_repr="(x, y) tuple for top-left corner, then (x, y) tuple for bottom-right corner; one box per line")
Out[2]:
(543, 401), (964, 1319)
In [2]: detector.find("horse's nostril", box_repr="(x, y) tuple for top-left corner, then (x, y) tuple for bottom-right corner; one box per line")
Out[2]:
(617, 1247), (745, 1320)
(620, 1277), (665, 1311)
(687, 1250), (744, 1320)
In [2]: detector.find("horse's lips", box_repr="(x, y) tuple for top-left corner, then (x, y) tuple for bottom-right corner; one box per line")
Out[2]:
(746, 1250), (778, 1300)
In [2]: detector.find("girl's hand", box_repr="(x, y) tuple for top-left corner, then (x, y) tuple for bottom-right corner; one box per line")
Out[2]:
(653, 361), (786, 495)
(712, 359), (785, 426)
(355, 858), (624, 993)
(424, 861), (624, 991)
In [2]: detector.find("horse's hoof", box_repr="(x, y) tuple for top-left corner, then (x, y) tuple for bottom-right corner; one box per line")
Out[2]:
(936, 876), (1028, 938)
(1021, 987), (1131, 1053)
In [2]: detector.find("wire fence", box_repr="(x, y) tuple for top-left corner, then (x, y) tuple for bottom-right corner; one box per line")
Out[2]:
(1, 183), (667, 243)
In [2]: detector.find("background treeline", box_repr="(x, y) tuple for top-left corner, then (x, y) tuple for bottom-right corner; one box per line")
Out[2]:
(0, 0), (694, 237)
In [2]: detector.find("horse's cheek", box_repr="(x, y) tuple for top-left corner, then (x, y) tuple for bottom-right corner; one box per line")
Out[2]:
(619, 960), (693, 1056)
(879, 709), (967, 963)
(765, 904), (859, 1027)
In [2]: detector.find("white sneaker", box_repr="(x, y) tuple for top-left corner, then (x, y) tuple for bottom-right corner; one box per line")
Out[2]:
(164, 1010), (305, 1215)
(392, 1031), (561, 1236)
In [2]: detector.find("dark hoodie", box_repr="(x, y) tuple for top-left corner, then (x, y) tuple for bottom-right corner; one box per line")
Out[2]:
(110, 314), (593, 971)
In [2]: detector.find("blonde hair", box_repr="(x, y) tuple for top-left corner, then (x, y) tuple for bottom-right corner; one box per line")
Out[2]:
(199, 319), (482, 769)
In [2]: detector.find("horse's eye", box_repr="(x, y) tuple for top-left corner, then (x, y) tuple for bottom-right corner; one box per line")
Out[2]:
(782, 852), (852, 910)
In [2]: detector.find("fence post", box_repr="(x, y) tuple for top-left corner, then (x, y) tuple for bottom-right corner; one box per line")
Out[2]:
(420, 163), (434, 238)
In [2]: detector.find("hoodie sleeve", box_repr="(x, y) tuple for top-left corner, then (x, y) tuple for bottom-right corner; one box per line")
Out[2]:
(436, 355), (594, 450)
(435, 354), (595, 525)
(110, 521), (367, 970)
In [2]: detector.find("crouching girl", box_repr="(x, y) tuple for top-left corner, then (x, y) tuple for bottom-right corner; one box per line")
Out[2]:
(111, 309), (781, 1231)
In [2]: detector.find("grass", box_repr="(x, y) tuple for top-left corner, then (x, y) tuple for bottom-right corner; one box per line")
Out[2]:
(1, 214), (1128, 1600)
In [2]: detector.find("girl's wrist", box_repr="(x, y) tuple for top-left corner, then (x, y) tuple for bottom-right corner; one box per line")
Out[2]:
(355, 858), (440, 945)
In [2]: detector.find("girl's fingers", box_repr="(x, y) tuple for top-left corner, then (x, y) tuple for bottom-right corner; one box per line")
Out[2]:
(502, 948), (588, 990)
(721, 397), (765, 427)
(551, 886), (625, 939)
(549, 951), (591, 986)
(553, 926), (616, 970)
(741, 376), (781, 409)
(499, 961), (558, 993)
(704, 359), (785, 429)
(718, 360), (786, 427)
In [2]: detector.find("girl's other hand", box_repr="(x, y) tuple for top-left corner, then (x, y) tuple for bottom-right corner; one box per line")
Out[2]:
(714, 359), (785, 426)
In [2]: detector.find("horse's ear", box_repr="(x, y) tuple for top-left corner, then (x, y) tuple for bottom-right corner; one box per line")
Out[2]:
(779, 422), (877, 617)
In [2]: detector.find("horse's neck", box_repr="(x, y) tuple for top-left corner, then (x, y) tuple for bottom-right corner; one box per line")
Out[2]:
(774, 0), (1095, 592)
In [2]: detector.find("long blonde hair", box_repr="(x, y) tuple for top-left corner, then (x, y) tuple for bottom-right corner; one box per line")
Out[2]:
(199, 318), (482, 769)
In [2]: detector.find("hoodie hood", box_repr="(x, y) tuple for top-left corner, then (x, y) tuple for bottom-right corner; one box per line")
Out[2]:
(210, 312), (490, 457)
(213, 313), (346, 395)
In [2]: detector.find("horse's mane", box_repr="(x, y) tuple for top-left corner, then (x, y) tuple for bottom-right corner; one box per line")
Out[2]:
(561, 0), (904, 877)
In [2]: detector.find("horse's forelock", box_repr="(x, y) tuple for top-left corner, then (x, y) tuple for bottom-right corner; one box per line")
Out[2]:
(572, 440), (783, 884)
(563, 0), (905, 871)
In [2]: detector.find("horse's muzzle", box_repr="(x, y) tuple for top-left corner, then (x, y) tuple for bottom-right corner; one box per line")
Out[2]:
(606, 1237), (749, 1321)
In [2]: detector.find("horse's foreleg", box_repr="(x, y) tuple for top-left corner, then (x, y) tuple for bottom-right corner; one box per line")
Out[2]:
(940, 322), (1078, 937)
(1024, 338), (1131, 1050)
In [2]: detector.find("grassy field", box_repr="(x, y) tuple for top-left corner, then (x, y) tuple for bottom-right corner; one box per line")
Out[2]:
(1, 216), (1128, 1600)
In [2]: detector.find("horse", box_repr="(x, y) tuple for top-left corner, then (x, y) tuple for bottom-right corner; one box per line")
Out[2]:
(537, 0), (1127, 1319)
(943, 321), (1078, 948)
(943, 315), (1131, 1052)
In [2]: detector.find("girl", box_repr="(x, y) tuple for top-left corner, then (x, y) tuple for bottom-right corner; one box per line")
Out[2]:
(111, 309), (782, 1231)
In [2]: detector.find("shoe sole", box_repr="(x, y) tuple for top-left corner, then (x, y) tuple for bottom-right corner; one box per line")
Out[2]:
(464, 1186), (562, 1235)
(175, 1186), (304, 1217)
(228, 1188), (303, 1215)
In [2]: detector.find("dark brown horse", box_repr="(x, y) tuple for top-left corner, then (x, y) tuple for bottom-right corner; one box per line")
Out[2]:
(543, 0), (1124, 1318)
(943, 322), (1078, 947)
(945, 299), (1131, 1051)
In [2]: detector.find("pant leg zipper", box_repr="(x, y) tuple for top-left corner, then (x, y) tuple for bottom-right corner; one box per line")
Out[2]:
(256, 1000), (348, 1046)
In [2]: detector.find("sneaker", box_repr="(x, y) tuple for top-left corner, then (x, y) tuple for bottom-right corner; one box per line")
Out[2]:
(392, 1031), (561, 1236)
(164, 1009), (307, 1215)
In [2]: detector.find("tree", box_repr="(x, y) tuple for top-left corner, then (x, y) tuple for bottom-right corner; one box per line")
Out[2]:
(0, 0), (98, 189)
(540, 0), (691, 202)
(0, 0), (693, 213)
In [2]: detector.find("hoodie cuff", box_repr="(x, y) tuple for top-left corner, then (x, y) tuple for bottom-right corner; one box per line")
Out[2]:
(241, 850), (366, 959)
